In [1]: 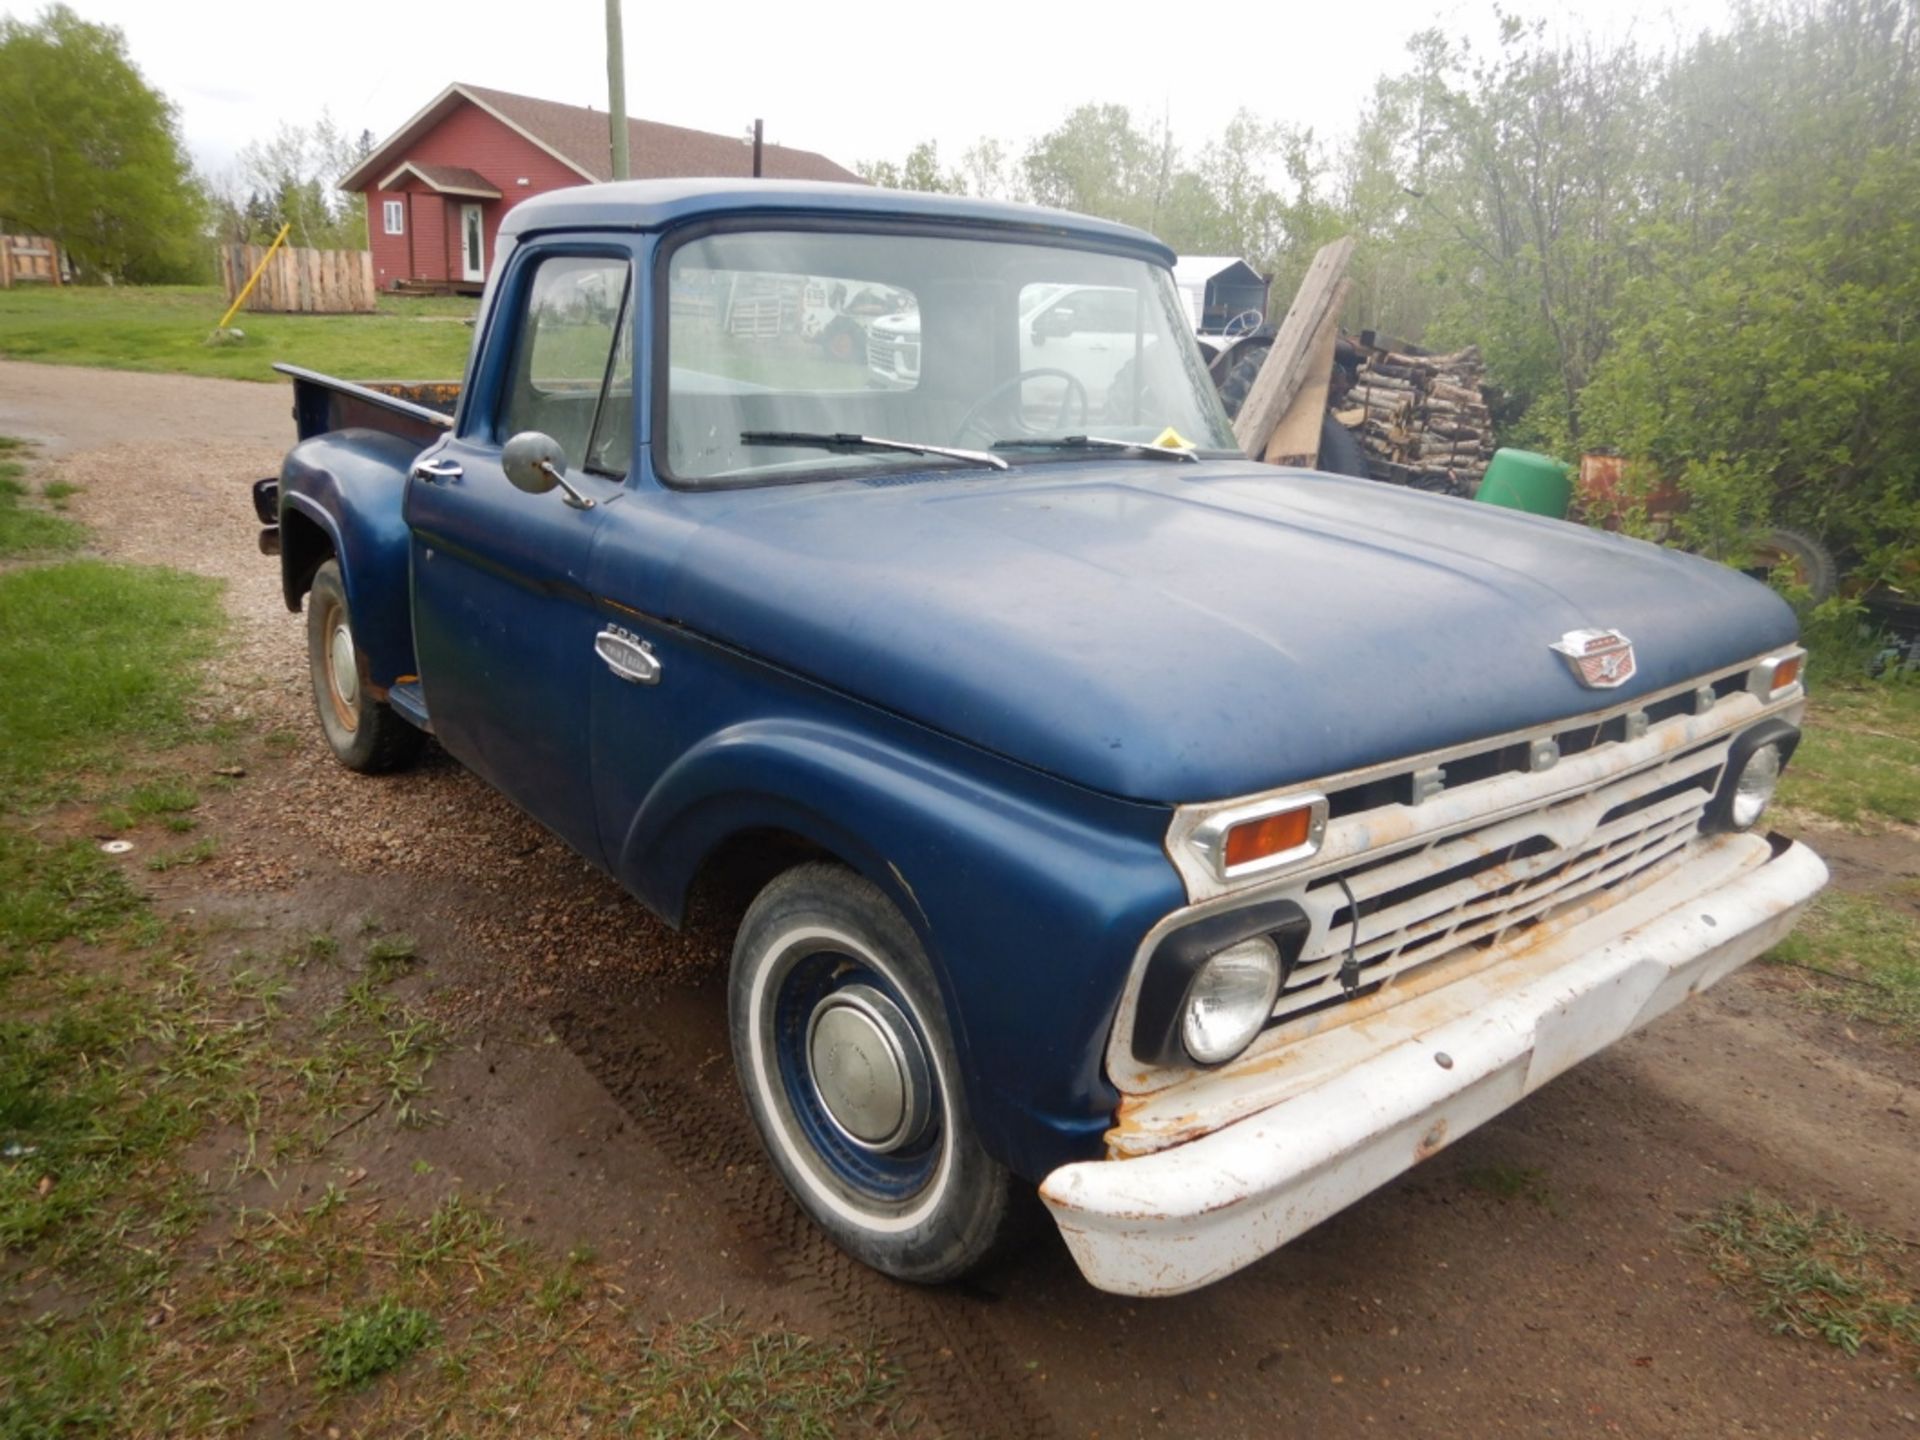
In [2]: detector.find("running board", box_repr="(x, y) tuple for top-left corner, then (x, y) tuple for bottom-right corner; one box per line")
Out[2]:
(386, 680), (432, 733)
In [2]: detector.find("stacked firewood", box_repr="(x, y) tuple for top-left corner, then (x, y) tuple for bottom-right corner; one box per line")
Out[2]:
(1332, 337), (1495, 497)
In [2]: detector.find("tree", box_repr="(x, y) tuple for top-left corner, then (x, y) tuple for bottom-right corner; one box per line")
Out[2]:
(1021, 104), (1163, 230)
(857, 140), (965, 194)
(210, 114), (368, 249)
(1581, 0), (1920, 580)
(0, 4), (204, 282)
(959, 139), (1020, 202)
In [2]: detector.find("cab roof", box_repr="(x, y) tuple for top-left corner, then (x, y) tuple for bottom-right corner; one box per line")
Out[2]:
(498, 178), (1175, 265)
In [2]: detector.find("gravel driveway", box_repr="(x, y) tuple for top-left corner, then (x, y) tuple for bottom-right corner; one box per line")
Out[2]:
(14, 359), (1919, 1438)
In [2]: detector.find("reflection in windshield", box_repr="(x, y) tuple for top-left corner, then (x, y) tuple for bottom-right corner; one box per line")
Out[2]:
(663, 230), (1238, 484)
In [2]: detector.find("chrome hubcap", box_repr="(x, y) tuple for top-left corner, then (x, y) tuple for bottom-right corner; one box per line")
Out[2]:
(805, 984), (931, 1153)
(329, 622), (358, 708)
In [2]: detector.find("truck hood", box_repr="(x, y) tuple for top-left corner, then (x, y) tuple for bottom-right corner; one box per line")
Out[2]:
(645, 463), (1798, 803)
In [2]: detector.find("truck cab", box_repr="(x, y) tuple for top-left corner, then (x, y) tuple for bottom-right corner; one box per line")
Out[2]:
(261, 179), (1825, 1297)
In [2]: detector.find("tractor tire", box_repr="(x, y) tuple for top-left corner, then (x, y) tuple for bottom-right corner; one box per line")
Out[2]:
(1215, 342), (1272, 423)
(1316, 412), (1371, 478)
(821, 320), (864, 364)
(1750, 527), (1838, 602)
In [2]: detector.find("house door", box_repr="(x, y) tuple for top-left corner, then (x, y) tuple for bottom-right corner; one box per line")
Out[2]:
(459, 203), (485, 282)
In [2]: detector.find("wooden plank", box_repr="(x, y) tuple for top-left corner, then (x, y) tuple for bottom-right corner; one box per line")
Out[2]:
(1262, 280), (1349, 466)
(1231, 236), (1355, 456)
(356, 251), (374, 311)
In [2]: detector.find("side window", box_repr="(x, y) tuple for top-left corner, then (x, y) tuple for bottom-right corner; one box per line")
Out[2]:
(383, 199), (404, 235)
(500, 255), (634, 477)
(1071, 287), (1137, 334)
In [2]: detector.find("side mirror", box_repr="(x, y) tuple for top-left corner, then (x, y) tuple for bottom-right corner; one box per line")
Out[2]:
(501, 431), (594, 510)
(1033, 306), (1075, 342)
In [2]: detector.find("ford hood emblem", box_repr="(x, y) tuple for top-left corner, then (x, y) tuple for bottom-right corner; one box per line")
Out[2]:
(1551, 628), (1637, 689)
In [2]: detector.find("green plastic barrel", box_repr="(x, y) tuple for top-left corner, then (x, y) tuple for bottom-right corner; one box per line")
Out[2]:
(1474, 448), (1573, 519)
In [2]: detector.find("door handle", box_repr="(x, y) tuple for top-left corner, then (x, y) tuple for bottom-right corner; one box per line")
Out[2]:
(594, 626), (661, 685)
(411, 456), (463, 484)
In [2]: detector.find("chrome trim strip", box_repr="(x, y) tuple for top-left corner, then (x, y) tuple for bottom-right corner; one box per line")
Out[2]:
(1164, 646), (1798, 903)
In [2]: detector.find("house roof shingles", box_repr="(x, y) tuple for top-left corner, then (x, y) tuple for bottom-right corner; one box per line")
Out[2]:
(462, 84), (861, 185)
(378, 161), (502, 197)
(342, 83), (862, 193)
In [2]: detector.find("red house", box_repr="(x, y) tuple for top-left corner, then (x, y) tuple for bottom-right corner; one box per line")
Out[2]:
(340, 83), (863, 291)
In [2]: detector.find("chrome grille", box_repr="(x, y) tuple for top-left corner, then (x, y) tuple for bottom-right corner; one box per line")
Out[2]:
(866, 332), (918, 380)
(1276, 734), (1730, 1024)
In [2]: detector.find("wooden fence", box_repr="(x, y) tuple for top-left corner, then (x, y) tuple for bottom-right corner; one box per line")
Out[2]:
(0, 234), (63, 287)
(219, 243), (375, 314)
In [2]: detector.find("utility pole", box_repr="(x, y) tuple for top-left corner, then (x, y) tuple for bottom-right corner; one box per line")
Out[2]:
(606, 0), (629, 181)
(752, 118), (763, 178)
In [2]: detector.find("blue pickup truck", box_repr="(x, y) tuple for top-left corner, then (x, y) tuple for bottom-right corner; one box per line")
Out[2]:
(255, 179), (1827, 1297)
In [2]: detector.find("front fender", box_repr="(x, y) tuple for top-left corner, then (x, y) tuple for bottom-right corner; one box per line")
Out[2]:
(617, 715), (1184, 1180)
(279, 427), (419, 691)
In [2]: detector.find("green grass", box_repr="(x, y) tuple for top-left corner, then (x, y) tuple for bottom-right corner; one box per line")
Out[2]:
(0, 284), (476, 383)
(145, 837), (219, 872)
(1462, 1162), (1555, 1209)
(0, 559), (223, 802)
(315, 1298), (438, 1390)
(1694, 1191), (1920, 1372)
(0, 490), (899, 1438)
(364, 932), (420, 983)
(0, 439), (84, 558)
(98, 777), (201, 833)
(1767, 891), (1920, 1043)
(1778, 679), (1920, 829)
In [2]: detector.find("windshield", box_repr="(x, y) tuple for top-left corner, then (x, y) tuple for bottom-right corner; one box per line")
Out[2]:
(662, 229), (1238, 485)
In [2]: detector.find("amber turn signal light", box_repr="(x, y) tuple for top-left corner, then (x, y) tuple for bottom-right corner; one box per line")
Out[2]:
(1748, 647), (1807, 702)
(1224, 806), (1315, 870)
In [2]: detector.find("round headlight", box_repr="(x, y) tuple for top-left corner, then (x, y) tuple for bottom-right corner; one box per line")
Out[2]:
(1730, 742), (1782, 829)
(1181, 936), (1283, 1066)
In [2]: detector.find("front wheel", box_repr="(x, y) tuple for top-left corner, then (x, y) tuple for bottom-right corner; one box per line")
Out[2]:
(730, 863), (1013, 1283)
(306, 559), (425, 773)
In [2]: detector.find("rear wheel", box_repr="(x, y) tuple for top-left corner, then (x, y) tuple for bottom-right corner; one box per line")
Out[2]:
(729, 863), (1013, 1283)
(306, 560), (425, 773)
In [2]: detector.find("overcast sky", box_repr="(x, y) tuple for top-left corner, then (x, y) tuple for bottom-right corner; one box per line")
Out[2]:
(5, 0), (1735, 182)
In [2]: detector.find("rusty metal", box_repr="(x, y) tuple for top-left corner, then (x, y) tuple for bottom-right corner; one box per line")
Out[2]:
(359, 379), (463, 416)
(1041, 836), (1827, 1297)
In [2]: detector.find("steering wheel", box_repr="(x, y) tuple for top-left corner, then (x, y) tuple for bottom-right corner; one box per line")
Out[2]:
(1223, 308), (1265, 337)
(954, 368), (1090, 445)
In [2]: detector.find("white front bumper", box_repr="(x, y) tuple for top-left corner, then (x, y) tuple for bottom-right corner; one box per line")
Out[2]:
(1040, 834), (1827, 1297)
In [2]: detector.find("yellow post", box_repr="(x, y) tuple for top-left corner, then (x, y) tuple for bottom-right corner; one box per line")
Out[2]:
(216, 222), (292, 330)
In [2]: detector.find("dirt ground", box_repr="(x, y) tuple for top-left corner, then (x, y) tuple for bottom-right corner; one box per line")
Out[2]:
(8, 358), (1919, 1437)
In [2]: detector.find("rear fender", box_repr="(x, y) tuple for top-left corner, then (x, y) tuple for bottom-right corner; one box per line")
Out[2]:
(616, 716), (1182, 1180)
(278, 427), (420, 691)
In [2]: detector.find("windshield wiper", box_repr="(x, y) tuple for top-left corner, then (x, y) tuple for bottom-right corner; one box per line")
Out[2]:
(991, 434), (1199, 463)
(740, 431), (1008, 471)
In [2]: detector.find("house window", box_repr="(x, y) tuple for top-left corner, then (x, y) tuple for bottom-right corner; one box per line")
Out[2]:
(383, 199), (404, 236)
